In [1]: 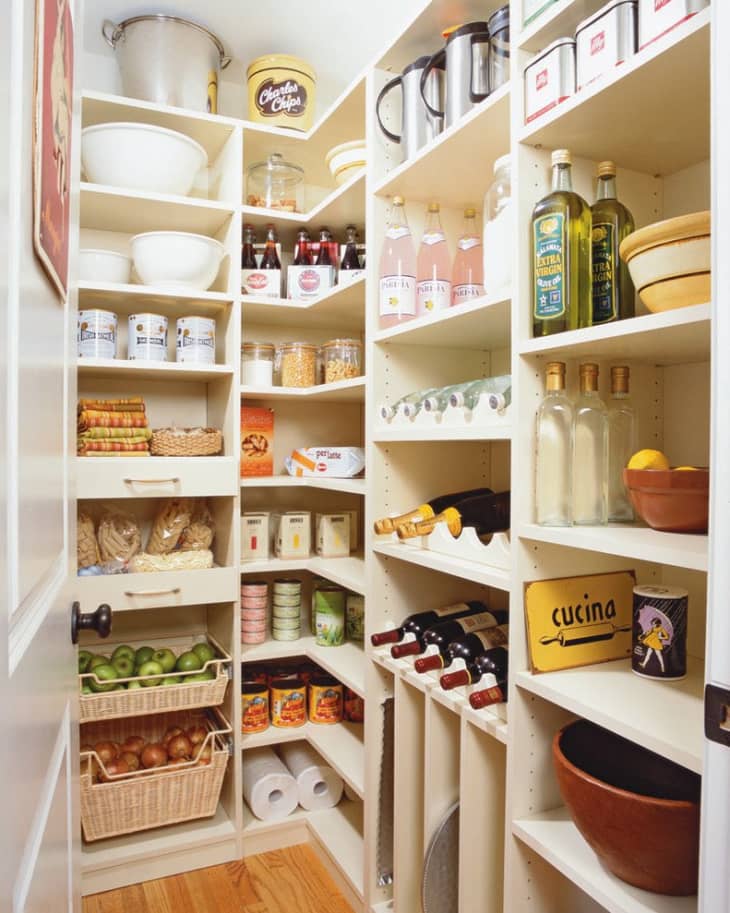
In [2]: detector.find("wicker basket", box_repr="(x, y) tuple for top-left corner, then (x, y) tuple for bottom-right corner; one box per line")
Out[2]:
(80, 709), (231, 842)
(79, 635), (232, 723)
(150, 427), (222, 456)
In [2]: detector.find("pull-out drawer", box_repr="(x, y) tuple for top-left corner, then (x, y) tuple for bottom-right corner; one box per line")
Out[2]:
(77, 566), (238, 612)
(76, 456), (238, 499)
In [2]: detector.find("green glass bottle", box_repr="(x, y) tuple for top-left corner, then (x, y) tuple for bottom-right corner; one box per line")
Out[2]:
(532, 149), (592, 337)
(591, 161), (635, 324)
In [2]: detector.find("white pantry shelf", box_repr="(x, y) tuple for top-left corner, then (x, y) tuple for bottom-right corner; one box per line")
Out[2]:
(77, 358), (234, 382)
(519, 523), (708, 572)
(372, 540), (511, 591)
(516, 655), (704, 773)
(243, 276), (365, 330)
(373, 83), (511, 207)
(78, 281), (234, 315)
(241, 554), (366, 595)
(241, 475), (366, 495)
(80, 182), (236, 235)
(513, 807), (697, 913)
(241, 376), (365, 402)
(519, 9), (711, 174)
(373, 291), (511, 349)
(519, 303), (711, 364)
(372, 423), (512, 442)
(307, 800), (364, 901)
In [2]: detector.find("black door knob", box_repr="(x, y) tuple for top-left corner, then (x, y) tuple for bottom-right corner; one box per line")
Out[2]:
(71, 602), (112, 644)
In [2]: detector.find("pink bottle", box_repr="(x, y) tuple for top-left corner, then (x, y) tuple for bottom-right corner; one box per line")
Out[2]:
(416, 202), (452, 317)
(452, 207), (485, 305)
(379, 195), (417, 329)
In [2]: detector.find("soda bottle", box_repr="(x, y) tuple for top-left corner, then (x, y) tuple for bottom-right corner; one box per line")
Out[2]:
(379, 196), (417, 329)
(241, 224), (257, 269)
(315, 228), (333, 266)
(340, 225), (361, 270)
(294, 229), (312, 266)
(417, 202), (452, 316)
(452, 207), (484, 305)
(261, 224), (281, 270)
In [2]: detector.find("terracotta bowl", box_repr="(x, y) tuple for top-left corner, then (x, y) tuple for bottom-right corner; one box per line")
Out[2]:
(638, 272), (710, 313)
(553, 719), (701, 895)
(623, 468), (709, 533)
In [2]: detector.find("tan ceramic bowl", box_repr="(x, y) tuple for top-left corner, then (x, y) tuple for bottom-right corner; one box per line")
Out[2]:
(638, 272), (710, 312)
(623, 467), (709, 533)
(554, 719), (701, 896)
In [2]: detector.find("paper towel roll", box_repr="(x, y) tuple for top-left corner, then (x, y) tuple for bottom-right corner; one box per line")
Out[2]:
(279, 741), (344, 811)
(243, 747), (299, 821)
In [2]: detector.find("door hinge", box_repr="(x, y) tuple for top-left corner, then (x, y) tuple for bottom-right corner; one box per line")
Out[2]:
(705, 683), (730, 747)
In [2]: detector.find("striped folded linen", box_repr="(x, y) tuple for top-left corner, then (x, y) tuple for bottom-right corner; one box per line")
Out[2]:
(78, 412), (149, 431)
(78, 440), (150, 454)
(78, 426), (152, 440)
(77, 397), (146, 413)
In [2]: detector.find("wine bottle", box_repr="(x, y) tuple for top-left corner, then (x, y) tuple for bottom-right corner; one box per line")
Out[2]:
(373, 487), (494, 535)
(396, 491), (510, 540)
(469, 681), (508, 708)
(440, 645), (509, 690)
(415, 622), (508, 672)
(370, 601), (490, 648)
(392, 608), (507, 659)
(450, 375), (512, 412)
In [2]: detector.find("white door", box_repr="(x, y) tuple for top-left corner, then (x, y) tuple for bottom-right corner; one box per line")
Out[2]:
(2, 1), (88, 911)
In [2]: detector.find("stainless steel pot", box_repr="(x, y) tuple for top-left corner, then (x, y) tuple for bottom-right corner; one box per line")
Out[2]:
(375, 56), (444, 163)
(102, 15), (230, 114)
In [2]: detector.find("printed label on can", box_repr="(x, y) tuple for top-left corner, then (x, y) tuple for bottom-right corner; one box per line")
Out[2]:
(271, 685), (306, 726)
(379, 275), (416, 318)
(591, 222), (617, 323)
(632, 585), (688, 680)
(176, 317), (216, 364)
(417, 279), (452, 313)
(241, 691), (269, 733)
(315, 589), (345, 646)
(255, 77), (308, 118)
(309, 683), (344, 724)
(525, 43), (575, 122)
(346, 594), (365, 642)
(127, 314), (168, 361)
(77, 310), (117, 359)
(534, 214), (566, 320)
(577, 16), (621, 88)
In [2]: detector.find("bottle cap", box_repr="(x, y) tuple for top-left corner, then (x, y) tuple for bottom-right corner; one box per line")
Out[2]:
(579, 362), (599, 376)
(597, 160), (616, 177)
(370, 629), (400, 647)
(428, 202), (440, 212)
(391, 640), (422, 659)
(546, 361), (566, 376)
(464, 207), (476, 217)
(414, 654), (444, 674)
(440, 669), (470, 690)
(611, 365), (630, 394)
(469, 685), (505, 709)
(393, 195), (405, 205)
(552, 149), (572, 166)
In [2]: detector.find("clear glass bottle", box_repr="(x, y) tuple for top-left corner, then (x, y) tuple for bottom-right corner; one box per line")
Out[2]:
(450, 374), (512, 412)
(536, 362), (573, 526)
(483, 154), (512, 294)
(573, 363), (608, 526)
(452, 208), (484, 305)
(608, 365), (636, 521)
(379, 196), (417, 329)
(416, 202), (452, 316)
(591, 162), (635, 324)
(421, 382), (472, 415)
(532, 149), (592, 337)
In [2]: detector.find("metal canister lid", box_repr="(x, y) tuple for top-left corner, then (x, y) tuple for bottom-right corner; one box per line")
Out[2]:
(633, 585), (689, 599)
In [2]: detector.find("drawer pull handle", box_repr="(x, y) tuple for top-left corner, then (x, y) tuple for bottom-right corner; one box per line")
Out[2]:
(123, 477), (180, 485)
(124, 587), (182, 597)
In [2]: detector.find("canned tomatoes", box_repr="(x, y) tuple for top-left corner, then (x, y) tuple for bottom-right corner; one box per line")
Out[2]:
(270, 678), (306, 727)
(308, 675), (343, 724)
(241, 682), (269, 734)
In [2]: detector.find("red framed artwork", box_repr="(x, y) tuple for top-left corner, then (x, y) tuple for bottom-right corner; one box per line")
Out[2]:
(33, 0), (74, 301)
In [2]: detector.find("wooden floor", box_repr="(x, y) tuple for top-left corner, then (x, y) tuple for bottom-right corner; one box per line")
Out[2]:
(82, 845), (355, 913)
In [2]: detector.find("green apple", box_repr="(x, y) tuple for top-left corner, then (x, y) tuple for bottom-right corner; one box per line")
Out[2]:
(185, 671), (214, 683)
(88, 655), (110, 672)
(81, 684), (93, 695)
(152, 649), (176, 673)
(111, 644), (136, 664)
(127, 680), (144, 690)
(112, 657), (135, 678)
(134, 646), (155, 667)
(191, 642), (215, 665)
(162, 675), (182, 686)
(137, 660), (164, 686)
(175, 651), (202, 674)
(89, 663), (118, 693)
(78, 650), (93, 674)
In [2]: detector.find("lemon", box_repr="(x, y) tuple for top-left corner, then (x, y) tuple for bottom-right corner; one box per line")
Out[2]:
(674, 466), (699, 471)
(627, 449), (670, 471)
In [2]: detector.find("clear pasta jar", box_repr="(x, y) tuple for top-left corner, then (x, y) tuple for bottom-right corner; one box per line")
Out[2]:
(242, 341), (275, 387)
(279, 341), (317, 387)
(323, 338), (362, 384)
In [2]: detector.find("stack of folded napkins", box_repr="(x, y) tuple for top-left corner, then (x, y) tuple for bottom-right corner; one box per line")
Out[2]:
(77, 397), (151, 456)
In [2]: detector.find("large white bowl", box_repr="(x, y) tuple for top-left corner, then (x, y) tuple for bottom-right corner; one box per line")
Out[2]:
(81, 122), (208, 196)
(131, 231), (225, 291)
(78, 248), (131, 284)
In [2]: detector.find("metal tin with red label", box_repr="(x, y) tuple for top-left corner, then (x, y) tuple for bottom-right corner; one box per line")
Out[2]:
(524, 37), (576, 124)
(637, 0), (708, 50)
(576, 0), (637, 90)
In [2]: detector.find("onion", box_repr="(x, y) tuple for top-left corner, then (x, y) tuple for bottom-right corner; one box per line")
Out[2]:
(168, 757), (189, 769)
(167, 734), (193, 760)
(100, 758), (130, 782)
(141, 743), (169, 769)
(121, 736), (145, 756)
(120, 751), (140, 772)
(94, 741), (118, 765)
(186, 725), (206, 747)
(163, 726), (184, 745)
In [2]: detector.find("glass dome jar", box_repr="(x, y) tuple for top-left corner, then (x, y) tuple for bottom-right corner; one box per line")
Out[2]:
(242, 341), (275, 387)
(483, 154), (512, 294)
(246, 153), (304, 212)
(322, 338), (362, 384)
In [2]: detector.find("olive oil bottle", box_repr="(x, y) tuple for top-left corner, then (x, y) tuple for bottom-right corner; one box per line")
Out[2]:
(532, 149), (592, 337)
(591, 161), (635, 324)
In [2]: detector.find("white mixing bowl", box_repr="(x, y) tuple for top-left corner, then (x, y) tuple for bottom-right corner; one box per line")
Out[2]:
(131, 231), (225, 291)
(81, 122), (208, 196)
(78, 248), (131, 284)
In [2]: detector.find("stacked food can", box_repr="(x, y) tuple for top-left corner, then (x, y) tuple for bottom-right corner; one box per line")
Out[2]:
(241, 580), (268, 644)
(272, 578), (302, 641)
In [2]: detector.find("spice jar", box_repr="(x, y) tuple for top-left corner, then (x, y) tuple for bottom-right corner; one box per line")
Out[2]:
(242, 342), (275, 387)
(323, 338), (362, 384)
(280, 341), (317, 387)
(246, 153), (304, 212)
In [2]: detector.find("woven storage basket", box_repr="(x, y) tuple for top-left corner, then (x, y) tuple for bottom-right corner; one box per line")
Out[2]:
(79, 635), (232, 723)
(150, 427), (222, 456)
(80, 709), (230, 842)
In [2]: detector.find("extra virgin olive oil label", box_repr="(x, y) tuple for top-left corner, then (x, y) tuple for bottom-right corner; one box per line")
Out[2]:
(591, 222), (617, 323)
(534, 214), (566, 320)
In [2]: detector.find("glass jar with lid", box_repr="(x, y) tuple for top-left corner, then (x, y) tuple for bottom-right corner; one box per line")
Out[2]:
(242, 342), (275, 387)
(483, 154), (512, 294)
(280, 341), (317, 387)
(322, 338), (362, 384)
(246, 153), (304, 212)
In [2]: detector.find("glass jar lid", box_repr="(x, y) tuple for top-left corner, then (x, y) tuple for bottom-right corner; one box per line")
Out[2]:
(247, 153), (304, 187)
(280, 341), (317, 352)
(322, 338), (362, 350)
(242, 341), (275, 355)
